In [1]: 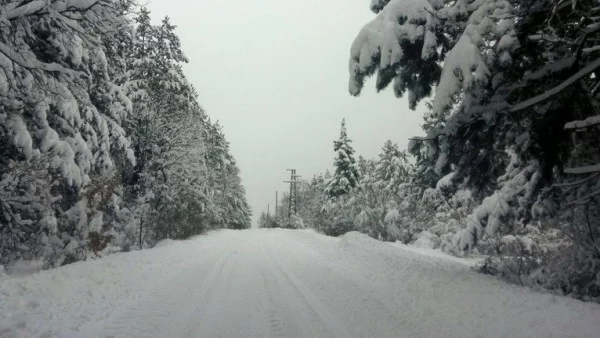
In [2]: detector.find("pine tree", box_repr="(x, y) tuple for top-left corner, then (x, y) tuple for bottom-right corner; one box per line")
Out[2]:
(373, 141), (411, 193)
(325, 119), (360, 198)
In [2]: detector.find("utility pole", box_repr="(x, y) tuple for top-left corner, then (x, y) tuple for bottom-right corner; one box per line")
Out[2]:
(275, 191), (278, 215)
(284, 169), (300, 219)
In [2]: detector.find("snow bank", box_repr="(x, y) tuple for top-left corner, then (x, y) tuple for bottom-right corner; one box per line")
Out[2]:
(154, 238), (177, 248)
(339, 230), (476, 267)
(412, 230), (436, 249)
(0, 231), (235, 337)
(338, 231), (382, 250)
(3, 260), (44, 277)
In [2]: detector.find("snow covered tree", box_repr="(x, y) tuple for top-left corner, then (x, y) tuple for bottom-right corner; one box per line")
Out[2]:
(0, 0), (136, 266)
(325, 119), (360, 198)
(350, 0), (552, 240)
(351, 0), (517, 192)
(201, 122), (251, 230)
(373, 141), (412, 193)
(115, 8), (251, 244)
(1, 4), (251, 268)
(350, 0), (600, 298)
(257, 212), (270, 228)
(294, 175), (328, 230)
(217, 157), (252, 230)
(120, 8), (204, 245)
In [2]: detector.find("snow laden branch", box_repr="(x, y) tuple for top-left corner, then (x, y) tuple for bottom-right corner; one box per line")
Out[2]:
(0, 41), (84, 78)
(564, 115), (600, 130)
(349, 0), (517, 111)
(510, 57), (600, 113)
(564, 164), (600, 175)
(3, 0), (107, 20)
(348, 0), (442, 109)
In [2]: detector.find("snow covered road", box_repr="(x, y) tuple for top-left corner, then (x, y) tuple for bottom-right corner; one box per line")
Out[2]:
(2, 229), (600, 338)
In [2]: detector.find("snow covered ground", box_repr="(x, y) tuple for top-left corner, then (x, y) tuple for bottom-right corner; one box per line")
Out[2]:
(1, 229), (599, 338)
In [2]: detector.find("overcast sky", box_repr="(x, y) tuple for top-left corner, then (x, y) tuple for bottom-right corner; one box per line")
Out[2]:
(148, 0), (424, 226)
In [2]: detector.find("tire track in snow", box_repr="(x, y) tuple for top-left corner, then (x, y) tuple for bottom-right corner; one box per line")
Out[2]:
(261, 244), (351, 338)
(179, 249), (240, 337)
(181, 236), (271, 338)
(92, 247), (234, 338)
(259, 246), (304, 338)
(260, 268), (294, 338)
(269, 236), (419, 337)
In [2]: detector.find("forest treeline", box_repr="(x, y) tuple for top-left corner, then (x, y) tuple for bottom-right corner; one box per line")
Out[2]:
(260, 0), (600, 301)
(0, 1), (251, 269)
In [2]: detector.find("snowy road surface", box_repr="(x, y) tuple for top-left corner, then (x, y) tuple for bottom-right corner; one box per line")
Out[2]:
(2, 229), (600, 338)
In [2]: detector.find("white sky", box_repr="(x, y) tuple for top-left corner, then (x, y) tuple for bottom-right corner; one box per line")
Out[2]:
(148, 0), (424, 226)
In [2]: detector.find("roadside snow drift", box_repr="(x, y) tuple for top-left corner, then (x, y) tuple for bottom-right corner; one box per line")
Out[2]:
(1, 229), (599, 337)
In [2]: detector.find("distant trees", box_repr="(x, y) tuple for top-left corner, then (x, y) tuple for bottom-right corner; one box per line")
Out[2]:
(295, 137), (422, 240)
(0, 2), (250, 268)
